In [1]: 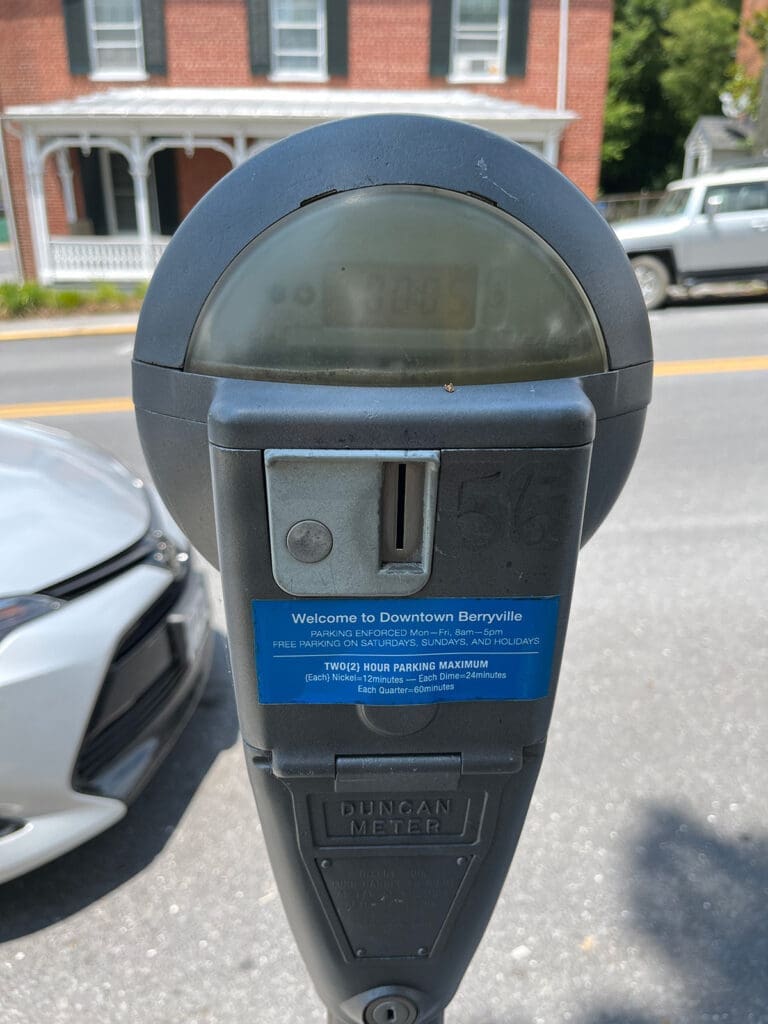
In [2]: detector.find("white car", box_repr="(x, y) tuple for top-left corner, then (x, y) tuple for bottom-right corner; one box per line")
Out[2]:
(0, 421), (212, 883)
(613, 165), (768, 309)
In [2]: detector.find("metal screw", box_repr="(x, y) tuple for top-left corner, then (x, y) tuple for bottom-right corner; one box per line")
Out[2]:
(456, 856), (467, 867)
(320, 859), (332, 869)
(417, 947), (428, 957)
(355, 948), (367, 958)
(286, 520), (333, 563)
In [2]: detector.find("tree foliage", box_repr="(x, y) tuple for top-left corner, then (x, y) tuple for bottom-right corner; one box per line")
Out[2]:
(746, 9), (768, 52)
(661, 0), (739, 120)
(601, 0), (741, 193)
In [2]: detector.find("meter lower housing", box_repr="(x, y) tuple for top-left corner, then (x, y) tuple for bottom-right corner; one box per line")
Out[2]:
(207, 381), (599, 1024)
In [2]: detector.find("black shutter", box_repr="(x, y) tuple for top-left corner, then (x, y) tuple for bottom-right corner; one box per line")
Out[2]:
(327, 0), (348, 77)
(141, 0), (167, 75)
(506, 0), (530, 77)
(248, 0), (271, 76)
(429, 0), (452, 78)
(62, 0), (91, 75)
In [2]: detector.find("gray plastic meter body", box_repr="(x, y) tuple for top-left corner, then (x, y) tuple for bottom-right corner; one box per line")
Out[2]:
(133, 115), (652, 1024)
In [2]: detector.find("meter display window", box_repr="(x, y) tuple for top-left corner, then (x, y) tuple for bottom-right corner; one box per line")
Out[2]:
(186, 186), (608, 386)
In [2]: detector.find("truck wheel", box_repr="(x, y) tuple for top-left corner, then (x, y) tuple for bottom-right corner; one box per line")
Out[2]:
(630, 255), (670, 311)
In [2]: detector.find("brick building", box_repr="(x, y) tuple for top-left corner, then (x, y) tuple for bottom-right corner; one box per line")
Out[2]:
(737, 0), (767, 79)
(0, 0), (613, 283)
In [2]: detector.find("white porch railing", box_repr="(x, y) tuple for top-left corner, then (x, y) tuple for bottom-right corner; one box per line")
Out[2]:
(48, 235), (169, 282)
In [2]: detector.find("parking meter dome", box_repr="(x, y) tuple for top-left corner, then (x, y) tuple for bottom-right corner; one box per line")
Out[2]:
(186, 186), (607, 387)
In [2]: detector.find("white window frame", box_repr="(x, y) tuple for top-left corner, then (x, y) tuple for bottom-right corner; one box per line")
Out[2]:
(86, 0), (148, 82)
(449, 0), (508, 84)
(269, 0), (328, 82)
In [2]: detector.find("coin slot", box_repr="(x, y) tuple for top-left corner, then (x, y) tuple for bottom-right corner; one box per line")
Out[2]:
(396, 463), (407, 551)
(380, 461), (426, 567)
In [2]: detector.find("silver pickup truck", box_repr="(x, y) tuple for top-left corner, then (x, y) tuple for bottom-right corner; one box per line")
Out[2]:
(613, 166), (768, 309)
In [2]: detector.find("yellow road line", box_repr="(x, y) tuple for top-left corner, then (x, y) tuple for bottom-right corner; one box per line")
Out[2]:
(0, 356), (765, 420)
(0, 324), (136, 342)
(655, 355), (768, 376)
(0, 397), (134, 419)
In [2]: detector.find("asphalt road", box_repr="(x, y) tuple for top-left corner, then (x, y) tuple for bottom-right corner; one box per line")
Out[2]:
(0, 299), (766, 1024)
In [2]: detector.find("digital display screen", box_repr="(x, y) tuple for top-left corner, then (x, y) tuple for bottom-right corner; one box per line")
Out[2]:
(324, 264), (477, 330)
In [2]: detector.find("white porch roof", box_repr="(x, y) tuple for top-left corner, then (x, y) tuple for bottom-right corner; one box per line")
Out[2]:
(6, 86), (575, 141)
(7, 87), (576, 284)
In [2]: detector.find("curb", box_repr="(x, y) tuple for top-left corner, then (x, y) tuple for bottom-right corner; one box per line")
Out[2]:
(0, 322), (137, 342)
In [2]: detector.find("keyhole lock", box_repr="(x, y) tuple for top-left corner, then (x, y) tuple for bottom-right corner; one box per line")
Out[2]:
(364, 995), (418, 1024)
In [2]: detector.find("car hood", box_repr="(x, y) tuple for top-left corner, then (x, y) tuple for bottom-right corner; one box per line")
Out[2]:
(0, 421), (151, 597)
(612, 215), (689, 244)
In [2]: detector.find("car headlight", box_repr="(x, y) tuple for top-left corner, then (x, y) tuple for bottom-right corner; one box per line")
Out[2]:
(0, 595), (64, 643)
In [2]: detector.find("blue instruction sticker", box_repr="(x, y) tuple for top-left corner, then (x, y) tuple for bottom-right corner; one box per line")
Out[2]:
(252, 596), (559, 705)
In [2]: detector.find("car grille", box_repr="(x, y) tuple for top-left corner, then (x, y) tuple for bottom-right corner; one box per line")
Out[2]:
(73, 577), (190, 791)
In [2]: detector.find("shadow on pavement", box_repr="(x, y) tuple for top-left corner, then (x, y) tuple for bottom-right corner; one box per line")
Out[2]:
(0, 630), (239, 939)
(478, 803), (768, 1024)
(586, 803), (768, 1023)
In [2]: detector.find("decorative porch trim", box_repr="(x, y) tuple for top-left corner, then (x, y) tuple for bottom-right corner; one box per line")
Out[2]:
(20, 131), (246, 283)
(8, 87), (576, 282)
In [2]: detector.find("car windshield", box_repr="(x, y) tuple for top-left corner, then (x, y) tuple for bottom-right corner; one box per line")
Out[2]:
(654, 188), (692, 216)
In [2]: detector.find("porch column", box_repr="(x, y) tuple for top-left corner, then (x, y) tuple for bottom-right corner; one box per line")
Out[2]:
(543, 134), (560, 166)
(129, 136), (153, 278)
(21, 128), (51, 282)
(234, 133), (248, 166)
(55, 149), (78, 225)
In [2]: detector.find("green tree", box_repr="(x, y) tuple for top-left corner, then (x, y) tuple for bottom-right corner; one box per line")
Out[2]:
(661, 0), (739, 121)
(746, 9), (768, 51)
(601, 0), (741, 193)
(602, 0), (681, 192)
(601, 7), (654, 168)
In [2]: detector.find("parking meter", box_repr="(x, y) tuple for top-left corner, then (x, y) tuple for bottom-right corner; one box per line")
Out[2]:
(133, 115), (652, 1024)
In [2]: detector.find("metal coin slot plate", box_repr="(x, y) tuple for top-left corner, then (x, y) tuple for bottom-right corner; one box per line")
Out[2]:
(264, 450), (439, 597)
